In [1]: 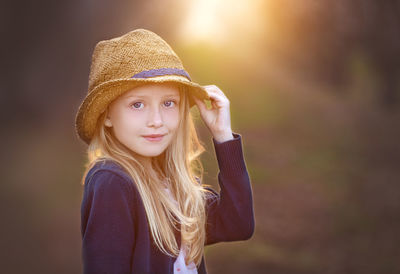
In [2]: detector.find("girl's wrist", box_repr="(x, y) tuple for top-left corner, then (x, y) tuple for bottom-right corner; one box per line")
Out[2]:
(213, 129), (234, 143)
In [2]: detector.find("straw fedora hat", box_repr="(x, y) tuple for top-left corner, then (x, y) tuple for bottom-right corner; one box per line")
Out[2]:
(75, 28), (210, 145)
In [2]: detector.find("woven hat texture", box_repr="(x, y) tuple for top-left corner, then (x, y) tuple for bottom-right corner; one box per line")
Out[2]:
(75, 28), (209, 145)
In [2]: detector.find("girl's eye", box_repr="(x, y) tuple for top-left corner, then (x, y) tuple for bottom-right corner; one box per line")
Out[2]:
(130, 100), (177, 109)
(131, 102), (144, 109)
(164, 100), (177, 108)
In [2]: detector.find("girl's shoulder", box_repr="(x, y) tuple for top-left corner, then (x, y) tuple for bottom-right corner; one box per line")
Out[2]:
(81, 159), (139, 220)
(85, 158), (133, 188)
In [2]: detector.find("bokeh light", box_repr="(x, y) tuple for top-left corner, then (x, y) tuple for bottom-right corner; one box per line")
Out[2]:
(177, 0), (265, 50)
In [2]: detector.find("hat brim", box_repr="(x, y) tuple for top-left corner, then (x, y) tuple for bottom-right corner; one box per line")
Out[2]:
(75, 75), (209, 145)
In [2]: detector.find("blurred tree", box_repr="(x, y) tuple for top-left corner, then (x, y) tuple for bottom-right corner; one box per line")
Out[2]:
(360, 0), (400, 108)
(265, 0), (400, 108)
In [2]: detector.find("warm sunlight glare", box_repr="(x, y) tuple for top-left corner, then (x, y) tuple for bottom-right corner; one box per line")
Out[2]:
(177, 0), (265, 48)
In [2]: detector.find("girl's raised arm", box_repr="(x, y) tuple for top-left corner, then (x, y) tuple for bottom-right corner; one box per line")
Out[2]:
(193, 85), (255, 245)
(204, 132), (255, 245)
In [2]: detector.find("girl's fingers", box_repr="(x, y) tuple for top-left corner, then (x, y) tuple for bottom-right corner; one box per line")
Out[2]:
(207, 92), (227, 108)
(204, 86), (229, 104)
(197, 85), (229, 110)
(192, 96), (207, 111)
(204, 85), (227, 98)
(197, 94), (222, 111)
(211, 99), (218, 109)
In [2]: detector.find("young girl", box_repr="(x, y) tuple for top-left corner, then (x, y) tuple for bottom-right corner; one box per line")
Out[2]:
(75, 28), (254, 274)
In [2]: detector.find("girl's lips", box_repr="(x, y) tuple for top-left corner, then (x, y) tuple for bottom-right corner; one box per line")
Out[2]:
(143, 134), (165, 142)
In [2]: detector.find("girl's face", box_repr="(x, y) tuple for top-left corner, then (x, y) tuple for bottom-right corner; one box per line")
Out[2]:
(105, 83), (181, 160)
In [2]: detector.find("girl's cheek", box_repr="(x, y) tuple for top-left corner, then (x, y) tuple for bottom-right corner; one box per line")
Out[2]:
(172, 111), (180, 126)
(170, 108), (180, 117)
(128, 108), (147, 117)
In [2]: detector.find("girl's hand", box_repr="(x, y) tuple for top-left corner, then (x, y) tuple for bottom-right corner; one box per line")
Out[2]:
(192, 85), (233, 143)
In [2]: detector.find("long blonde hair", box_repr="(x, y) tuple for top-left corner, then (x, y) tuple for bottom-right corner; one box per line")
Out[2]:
(80, 83), (209, 266)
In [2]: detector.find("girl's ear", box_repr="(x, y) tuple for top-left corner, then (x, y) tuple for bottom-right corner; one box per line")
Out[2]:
(105, 117), (112, 127)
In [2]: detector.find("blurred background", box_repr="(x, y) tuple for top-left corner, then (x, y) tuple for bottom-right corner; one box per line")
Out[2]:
(2, 0), (400, 273)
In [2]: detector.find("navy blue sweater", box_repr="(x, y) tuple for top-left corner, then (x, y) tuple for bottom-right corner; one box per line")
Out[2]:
(80, 132), (255, 273)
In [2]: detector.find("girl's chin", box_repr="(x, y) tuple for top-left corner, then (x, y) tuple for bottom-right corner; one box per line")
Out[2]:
(131, 147), (168, 158)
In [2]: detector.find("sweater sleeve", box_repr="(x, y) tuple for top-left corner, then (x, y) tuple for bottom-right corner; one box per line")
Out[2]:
(81, 170), (135, 274)
(204, 132), (255, 245)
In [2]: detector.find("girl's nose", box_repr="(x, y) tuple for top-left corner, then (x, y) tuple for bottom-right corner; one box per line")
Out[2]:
(147, 106), (163, 128)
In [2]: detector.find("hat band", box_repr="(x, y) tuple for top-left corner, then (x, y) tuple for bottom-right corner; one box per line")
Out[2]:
(131, 68), (191, 81)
